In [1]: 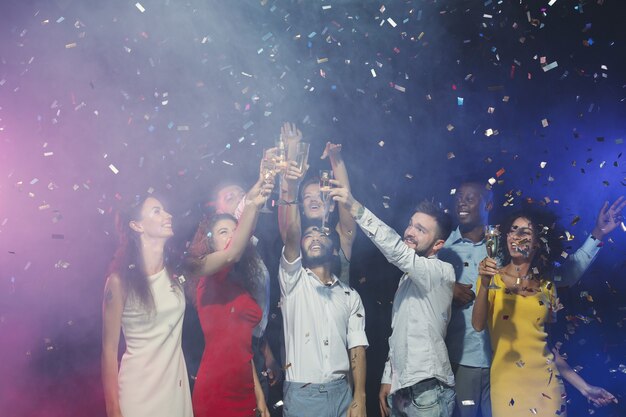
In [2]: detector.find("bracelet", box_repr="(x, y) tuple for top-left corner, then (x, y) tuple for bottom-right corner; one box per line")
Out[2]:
(277, 199), (299, 206)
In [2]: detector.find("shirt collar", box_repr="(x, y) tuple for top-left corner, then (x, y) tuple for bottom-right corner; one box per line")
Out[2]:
(305, 268), (340, 287)
(449, 226), (486, 246)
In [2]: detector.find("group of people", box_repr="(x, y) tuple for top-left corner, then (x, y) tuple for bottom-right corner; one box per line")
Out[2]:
(101, 122), (624, 417)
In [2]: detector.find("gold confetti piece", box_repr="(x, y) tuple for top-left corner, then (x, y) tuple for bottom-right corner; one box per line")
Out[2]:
(317, 57), (328, 64)
(571, 216), (580, 225)
(65, 43), (77, 49)
(541, 118), (549, 127)
(447, 152), (455, 159)
(135, 2), (146, 13)
(378, 140), (385, 147)
(461, 400), (475, 406)
(446, 124), (454, 131)
(108, 164), (119, 174)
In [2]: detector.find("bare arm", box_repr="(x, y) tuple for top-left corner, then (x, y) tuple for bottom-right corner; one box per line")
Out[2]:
(187, 181), (271, 277)
(101, 274), (125, 417)
(471, 257), (497, 331)
(553, 349), (617, 407)
(252, 360), (270, 417)
(348, 346), (367, 417)
(279, 161), (305, 262)
(322, 142), (357, 260)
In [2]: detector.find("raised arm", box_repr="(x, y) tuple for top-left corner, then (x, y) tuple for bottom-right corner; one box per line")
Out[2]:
(187, 178), (272, 277)
(279, 161), (305, 262)
(557, 196), (625, 287)
(322, 142), (357, 260)
(101, 274), (126, 417)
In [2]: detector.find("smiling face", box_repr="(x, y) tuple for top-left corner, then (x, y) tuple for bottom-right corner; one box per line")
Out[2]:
(302, 182), (324, 220)
(454, 183), (491, 230)
(301, 225), (333, 266)
(209, 217), (237, 252)
(131, 197), (174, 240)
(506, 217), (538, 260)
(403, 212), (440, 257)
(215, 185), (246, 216)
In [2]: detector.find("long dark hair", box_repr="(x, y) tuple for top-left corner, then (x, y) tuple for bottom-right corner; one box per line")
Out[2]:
(185, 213), (261, 305)
(107, 195), (179, 313)
(500, 207), (564, 281)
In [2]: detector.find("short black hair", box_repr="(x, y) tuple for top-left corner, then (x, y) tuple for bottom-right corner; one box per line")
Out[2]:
(414, 200), (453, 242)
(458, 180), (493, 204)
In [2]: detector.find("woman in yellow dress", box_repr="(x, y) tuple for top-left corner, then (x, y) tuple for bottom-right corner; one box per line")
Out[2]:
(472, 209), (566, 417)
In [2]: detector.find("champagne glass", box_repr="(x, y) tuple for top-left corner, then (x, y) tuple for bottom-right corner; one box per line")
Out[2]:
(295, 142), (310, 172)
(319, 170), (333, 234)
(275, 136), (287, 171)
(485, 225), (501, 289)
(259, 152), (276, 214)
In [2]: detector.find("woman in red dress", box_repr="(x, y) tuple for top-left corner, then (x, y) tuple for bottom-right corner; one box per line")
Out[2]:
(186, 177), (272, 417)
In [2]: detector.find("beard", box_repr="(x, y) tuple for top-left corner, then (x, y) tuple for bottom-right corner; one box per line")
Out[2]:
(302, 245), (333, 268)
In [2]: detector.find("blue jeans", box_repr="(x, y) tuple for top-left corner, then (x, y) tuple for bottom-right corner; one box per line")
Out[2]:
(283, 378), (351, 417)
(388, 378), (456, 417)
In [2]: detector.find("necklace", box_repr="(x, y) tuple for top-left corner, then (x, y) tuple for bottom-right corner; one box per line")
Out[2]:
(500, 268), (536, 287)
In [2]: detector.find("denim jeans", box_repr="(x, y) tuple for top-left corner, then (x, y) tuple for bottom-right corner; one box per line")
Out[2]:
(283, 378), (351, 417)
(388, 378), (456, 417)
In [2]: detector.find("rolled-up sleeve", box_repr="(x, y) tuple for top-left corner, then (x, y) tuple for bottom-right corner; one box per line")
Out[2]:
(381, 357), (392, 385)
(279, 247), (304, 296)
(356, 207), (436, 292)
(555, 235), (601, 287)
(347, 289), (369, 349)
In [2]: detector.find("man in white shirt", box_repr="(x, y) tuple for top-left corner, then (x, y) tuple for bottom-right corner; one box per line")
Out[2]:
(277, 163), (368, 417)
(330, 181), (456, 417)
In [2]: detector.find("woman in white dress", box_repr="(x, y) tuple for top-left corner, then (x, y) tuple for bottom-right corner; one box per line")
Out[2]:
(101, 196), (193, 417)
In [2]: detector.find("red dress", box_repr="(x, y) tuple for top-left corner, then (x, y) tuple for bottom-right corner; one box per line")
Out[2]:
(192, 269), (262, 417)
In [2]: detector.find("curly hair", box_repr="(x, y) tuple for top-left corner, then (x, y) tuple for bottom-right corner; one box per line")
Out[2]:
(500, 206), (565, 280)
(185, 213), (261, 305)
(107, 195), (180, 314)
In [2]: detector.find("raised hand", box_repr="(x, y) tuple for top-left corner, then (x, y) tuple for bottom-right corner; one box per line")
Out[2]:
(592, 196), (625, 240)
(281, 122), (302, 142)
(283, 160), (305, 185)
(320, 141), (343, 162)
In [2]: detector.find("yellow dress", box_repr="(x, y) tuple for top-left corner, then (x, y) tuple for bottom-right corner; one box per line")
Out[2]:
(477, 274), (566, 417)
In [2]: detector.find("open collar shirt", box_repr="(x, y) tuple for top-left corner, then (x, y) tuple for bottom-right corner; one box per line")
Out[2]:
(355, 208), (455, 394)
(278, 249), (368, 384)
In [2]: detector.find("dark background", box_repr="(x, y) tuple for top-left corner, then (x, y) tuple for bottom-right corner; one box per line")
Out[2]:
(1, 0), (625, 416)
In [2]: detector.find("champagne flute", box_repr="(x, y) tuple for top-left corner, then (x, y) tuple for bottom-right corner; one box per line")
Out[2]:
(485, 225), (501, 289)
(295, 142), (310, 172)
(275, 136), (288, 172)
(259, 151), (277, 214)
(319, 170), (333, 234)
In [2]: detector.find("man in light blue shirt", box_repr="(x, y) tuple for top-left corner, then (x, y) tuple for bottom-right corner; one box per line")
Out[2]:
(439, 182), (625, 417)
